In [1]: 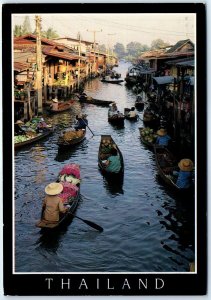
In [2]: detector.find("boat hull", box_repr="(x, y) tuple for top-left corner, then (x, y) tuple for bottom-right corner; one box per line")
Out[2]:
(14, 129), (53, 149)
(98, 134), (124, 179)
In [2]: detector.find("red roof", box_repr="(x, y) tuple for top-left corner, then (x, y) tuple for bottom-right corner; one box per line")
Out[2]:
(43, 49), (85, 61)
(14, 62), (29, 72)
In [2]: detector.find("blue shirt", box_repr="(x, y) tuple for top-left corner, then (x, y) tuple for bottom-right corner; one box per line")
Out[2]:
(175, 170), (193, 189)
(75, 119), (88, 129)
(106, 155), (121, 173)
(156, 135), (171, 146)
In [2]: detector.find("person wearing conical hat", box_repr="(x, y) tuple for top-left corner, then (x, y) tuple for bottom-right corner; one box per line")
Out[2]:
(14, 120), (26, 136)
(156, 128), (171, 146)
(173, 159), (194, 189)
(51, 97), (59, 111)
(42, 182), (68, 223)
(74, 114), (88, 130)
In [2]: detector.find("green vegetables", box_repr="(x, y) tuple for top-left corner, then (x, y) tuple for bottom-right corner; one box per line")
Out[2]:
(140, 127), (157, 144)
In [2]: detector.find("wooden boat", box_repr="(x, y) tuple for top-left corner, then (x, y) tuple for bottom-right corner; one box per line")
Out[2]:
(57, 129), (86, 148)
(154, 145), (194, 193)
(77, 94), (113, 106)
(14, 129), (53, 149)
(47, 102), (71, 114)
(135, 97), (145, 110)
(36, 166), (80, 230)
(108, 113), (125, 126)
(139, 127), (156, 149)
(101, 78), (124, 84)
(124, 108), (138, 121)
(98, 135), (124, 178)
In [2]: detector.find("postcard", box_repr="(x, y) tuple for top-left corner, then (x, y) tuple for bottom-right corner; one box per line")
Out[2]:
(2, 2), (206, 296)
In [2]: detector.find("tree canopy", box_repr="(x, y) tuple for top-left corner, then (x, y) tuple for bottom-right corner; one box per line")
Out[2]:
(41, 28), (59, 39)
(22, 16), (32, 35)
(151, 39), (170, 50)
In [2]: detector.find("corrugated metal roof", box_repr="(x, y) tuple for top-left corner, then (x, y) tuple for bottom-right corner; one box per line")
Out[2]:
(153, 76), (175, 85)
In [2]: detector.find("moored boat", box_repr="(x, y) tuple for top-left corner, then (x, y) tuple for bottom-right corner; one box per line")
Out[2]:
(139, 127), (157, 148)
(36, 164), (81, 230)
(76, 94), (114, 106)
(108, 113), (125, 126)
(14, 128), (53, 149)
(98, 135), (124, 178)
(101, 78), (124, 84)
(57, 129), (86, 148)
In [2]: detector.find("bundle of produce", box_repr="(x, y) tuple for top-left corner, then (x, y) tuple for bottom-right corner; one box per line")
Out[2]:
(62, 129), (84, 142)
(58, 182), (79, 203)
(14, 135), (30, 144)
(101, 139), (115, 154)
(59, 164), (80, 179)
(26, 131), (38, 138)
(140, 127), (157, 143)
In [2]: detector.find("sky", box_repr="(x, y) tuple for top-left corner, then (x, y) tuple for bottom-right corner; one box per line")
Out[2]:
(13, 13), (196, 48)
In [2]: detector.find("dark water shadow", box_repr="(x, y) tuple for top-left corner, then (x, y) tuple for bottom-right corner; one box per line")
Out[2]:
(55, 139), (88, 162)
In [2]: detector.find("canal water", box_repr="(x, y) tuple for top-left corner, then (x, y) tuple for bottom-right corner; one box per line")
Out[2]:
(15, 62), (195, 273)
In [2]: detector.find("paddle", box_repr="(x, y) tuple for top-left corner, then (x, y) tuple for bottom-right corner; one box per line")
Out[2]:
(81, 118), (95, 136)
(68, 210), (104, 232)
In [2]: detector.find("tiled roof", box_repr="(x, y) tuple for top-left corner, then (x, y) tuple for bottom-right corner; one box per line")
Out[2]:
(43, 49), (85, 61)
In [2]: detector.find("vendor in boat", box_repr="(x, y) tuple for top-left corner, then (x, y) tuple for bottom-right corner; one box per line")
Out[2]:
(74, 114), (88, 130)
(128, 107), (137, 118)
(173, 159), (194, 189)
(14, 120), (26, 136)
(103, 147), (121, 173)
(42, 182), (68, 223)
(51, 97), (59, 110)
(108, 102), (118, 117)
(156, 128), (171, 146)
(36, 117), (48, 132)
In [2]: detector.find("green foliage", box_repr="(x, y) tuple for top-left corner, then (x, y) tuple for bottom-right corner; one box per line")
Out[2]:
(113, 43), (125, 58)
(13, 25), (23, 37)
(151, 39), (170, 50)
(22, 16), (32, 35)
(42, 27), (59, 39)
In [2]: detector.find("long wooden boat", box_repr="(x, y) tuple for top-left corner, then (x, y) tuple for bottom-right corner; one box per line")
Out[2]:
(77, 95), (113, 106)
(57, 129), (86, 148)
(124, 108), (138, 121)
(101, 78), (124, 84)
(47, 102), (71, 114)
(139, 127), (156, 149)
(14, 129), (53, 149)
(135, 99), (144, 110)
(36, 166), (80, 230)
(98, 135), (124, 178)
(154, 145), (194, 193)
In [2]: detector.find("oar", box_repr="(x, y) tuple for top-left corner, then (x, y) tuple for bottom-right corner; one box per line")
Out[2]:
(68, 211), (103, 232)
(81, 118), (95, 136)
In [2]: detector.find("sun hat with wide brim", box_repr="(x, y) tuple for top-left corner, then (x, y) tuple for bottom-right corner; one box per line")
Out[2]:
(81, 114), (87, 118)
(45, 182), (63, 195)
(15, 120), (24, 125)
(52, 98), (58, 103)
(178, 159), (194, 171)
(157, 128), (167, 136)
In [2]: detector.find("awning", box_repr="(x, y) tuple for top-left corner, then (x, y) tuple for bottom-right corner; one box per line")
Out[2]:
(176, 60), (194, 67)
(153, 76), (175, 85)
